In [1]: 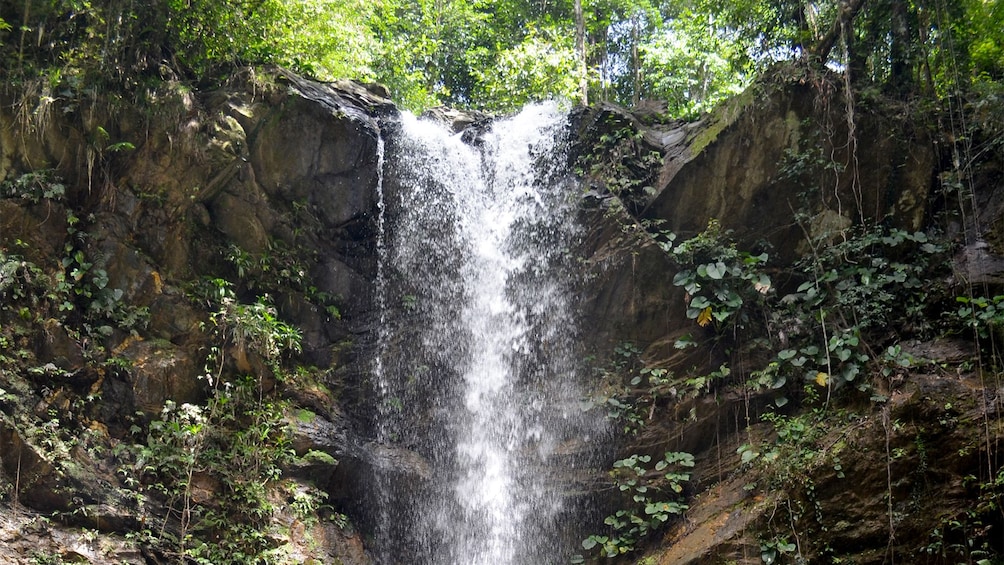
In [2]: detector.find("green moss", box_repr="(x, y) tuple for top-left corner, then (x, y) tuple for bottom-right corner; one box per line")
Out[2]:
(687, 86), (755, 157)
(301, 449), (336, 466)
(295, 408), (317, 423)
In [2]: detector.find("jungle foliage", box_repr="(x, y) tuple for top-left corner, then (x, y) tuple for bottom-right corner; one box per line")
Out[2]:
(1, 0), (1002, 114)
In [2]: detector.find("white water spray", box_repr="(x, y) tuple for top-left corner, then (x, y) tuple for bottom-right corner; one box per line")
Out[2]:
(373, 102), (599, 564)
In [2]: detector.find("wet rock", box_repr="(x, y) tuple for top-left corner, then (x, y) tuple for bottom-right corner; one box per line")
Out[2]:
(288, 408), (348, 457)
(145, 290), (203, 343)
(636, 368), (1002, 565)
(37, 319), (85, 371)
(0, 68), (395, 564)
(0, 201), (68, 264)
(250, 74), (385, 231)
(421, 106), (490, 133)
(210, 190), (271, 253)
(117, 339), (201, 415)
(649, 79), (935, 260)
(0, 418), (58, 507)
(0, 416), (141, 526)
(0, 510), (146, 565)
(954, 239), (1004, 285)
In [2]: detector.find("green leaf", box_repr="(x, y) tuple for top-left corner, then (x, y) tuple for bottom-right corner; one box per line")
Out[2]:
(673, 270), (693, 286)
(705, 262), (725, 280)
(842, 364), (860, 382)
(665, 451), (694, 466)
(690, 295), (711, 309)
(674, 335), (697, 349)
(107, 141), (136, 152)
(739, 444), (759, 464)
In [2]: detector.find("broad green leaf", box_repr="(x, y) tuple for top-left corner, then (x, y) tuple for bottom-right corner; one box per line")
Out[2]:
(690, 295), (711, 309)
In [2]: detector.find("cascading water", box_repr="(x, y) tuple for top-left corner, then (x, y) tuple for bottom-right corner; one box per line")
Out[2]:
(372, 102), (604, 564)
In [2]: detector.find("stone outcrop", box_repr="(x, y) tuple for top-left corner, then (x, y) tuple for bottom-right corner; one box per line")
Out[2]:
(575, 65), (939, 350)
(0, 69), (393, 564)
(572, 65), (1004, 565)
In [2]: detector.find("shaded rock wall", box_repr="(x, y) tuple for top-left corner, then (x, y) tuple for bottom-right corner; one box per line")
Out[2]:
(0, 69), (393, 564)
(575, 67), (939, 354)
(572, 66), (1004, 565)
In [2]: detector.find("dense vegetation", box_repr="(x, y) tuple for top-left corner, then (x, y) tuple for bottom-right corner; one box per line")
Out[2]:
(2, 0), (1003, 114)
(3, 1), (1004, 564)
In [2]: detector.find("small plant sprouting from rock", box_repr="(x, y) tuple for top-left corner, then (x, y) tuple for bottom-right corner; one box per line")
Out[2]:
(122, 322), (301, 562)
(1, 169), (66, 203)
(576, 451), (694, 560)
(594, 342), (683, 434)
(667, 219), (772, 333)
(576, 111), (664, 212)
(650, 217), (948, 405)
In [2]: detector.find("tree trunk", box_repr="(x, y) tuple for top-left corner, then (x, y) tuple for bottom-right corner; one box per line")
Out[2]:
(888, 0), (915, 94)
(916, 5), (935, 96)
(631, 12), (640, 106)
(574, 0), (588, 105)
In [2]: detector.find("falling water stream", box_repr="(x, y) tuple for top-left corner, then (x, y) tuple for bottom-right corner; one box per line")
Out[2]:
(373, 102), (602, 564)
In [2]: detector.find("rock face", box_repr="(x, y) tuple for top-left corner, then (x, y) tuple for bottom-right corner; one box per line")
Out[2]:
(571, 66), (1004, 565)
(0, 62), (1002, 565)
(574, 66), (938, 347)
(0, 69), (393, 564)
(642, 74), (935, 257)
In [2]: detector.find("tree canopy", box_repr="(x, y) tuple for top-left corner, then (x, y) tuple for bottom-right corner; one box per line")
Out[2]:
(1, 0), (1002, 114)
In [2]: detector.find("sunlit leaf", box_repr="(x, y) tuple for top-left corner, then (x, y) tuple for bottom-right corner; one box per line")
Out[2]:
(697, 306), (713, 327)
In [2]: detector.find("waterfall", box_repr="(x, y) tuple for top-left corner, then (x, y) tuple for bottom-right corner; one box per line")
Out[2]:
(373, 102), (602, 564)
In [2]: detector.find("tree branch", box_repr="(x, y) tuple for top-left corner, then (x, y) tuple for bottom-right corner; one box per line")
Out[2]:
(809, 0), (868, 62)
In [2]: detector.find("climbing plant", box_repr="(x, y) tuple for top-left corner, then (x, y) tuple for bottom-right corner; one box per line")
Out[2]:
(576, 111), (664, 212)
(642, 214), (948, 407)
(666, 219), (772, 333)
(577, 451), (694, 559)
(117, 283), (306, 563)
